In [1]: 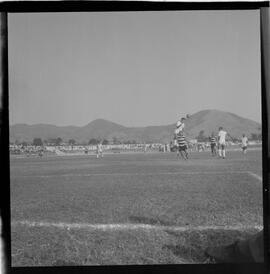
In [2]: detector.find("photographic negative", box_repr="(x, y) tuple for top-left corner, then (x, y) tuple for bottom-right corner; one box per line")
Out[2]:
(6, 6), (266, 267)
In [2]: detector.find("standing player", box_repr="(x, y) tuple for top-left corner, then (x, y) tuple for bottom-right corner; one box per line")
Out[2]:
(38, 147), (44, 157)
(210, 132), (217, 156)
(143, 143), (147, 153)
(217, 127), (227, 159)
(241, 134), (248, 154)
(96, 141), (103, 158)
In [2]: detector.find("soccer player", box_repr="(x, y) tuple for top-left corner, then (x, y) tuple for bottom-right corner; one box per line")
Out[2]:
(241, 134), (248, 154)
(175, 131), (189, 160)
(96, 142), (103, 158)
(38, 148), (44, 157)
(176, 117), (186, 133)
(217, 127), (227, 159)
(144, 143), (147, 153)
(210, 132), (217, 156)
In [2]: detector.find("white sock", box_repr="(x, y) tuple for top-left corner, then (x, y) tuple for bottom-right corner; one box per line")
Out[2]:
(218, 149), (222, 157)
(222, 150), (226, 158)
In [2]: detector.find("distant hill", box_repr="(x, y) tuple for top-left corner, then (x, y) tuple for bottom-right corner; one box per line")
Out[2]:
(184, 109), (261, 140)
(10, 110), (261, 144)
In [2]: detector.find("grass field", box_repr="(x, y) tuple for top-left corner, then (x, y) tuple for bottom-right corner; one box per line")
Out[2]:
(10, 149), (263, 266)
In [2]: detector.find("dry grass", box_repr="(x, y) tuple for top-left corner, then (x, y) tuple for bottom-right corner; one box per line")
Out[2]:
(10, 150), (263, 266)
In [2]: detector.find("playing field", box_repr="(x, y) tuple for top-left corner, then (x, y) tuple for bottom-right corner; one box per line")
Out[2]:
(10, 149), (263, 265)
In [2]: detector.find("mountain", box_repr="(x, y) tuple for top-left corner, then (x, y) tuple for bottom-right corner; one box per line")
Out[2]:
(74, 119), (126, 141)
(9, 123), (79, 143)
(184, 109), (261, 139)
(10, 110), (261, 144)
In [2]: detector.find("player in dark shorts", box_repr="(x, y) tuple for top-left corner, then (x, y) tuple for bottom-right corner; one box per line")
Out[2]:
(176, 131), (189, 160)
(38, 149), (44, 157)
(241, 134), (248, 154)
(210, 133), (217, 156)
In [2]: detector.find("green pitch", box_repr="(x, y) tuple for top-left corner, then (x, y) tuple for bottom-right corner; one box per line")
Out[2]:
(10, 150), (263, 265)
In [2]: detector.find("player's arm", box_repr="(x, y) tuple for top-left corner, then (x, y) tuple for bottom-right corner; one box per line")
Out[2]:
(173, 134), (178, 145)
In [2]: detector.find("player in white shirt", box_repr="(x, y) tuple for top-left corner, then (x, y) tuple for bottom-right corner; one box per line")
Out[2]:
(217, 127), (227, 159)
(96, 142), (103, 158)
(175, 117), (186, 134)
(241, 134), (248, 154)
(174, 118), (185, 147)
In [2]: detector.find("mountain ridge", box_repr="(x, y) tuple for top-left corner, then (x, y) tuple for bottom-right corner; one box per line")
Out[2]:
(10, 109), (261, 144)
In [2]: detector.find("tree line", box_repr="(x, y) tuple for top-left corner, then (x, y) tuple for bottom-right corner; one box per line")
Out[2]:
(196, 130), (262, 142)
(12, 131), (262, 146)
(14, 137), (139, 147)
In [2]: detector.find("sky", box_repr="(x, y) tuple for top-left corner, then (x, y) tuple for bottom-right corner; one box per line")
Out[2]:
(8, 10), (261, 127)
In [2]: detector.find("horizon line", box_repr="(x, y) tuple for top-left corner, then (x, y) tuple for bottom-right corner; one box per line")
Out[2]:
(9, 109), (261, 128)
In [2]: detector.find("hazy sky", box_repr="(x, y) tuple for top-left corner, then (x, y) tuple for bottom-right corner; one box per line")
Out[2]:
(8, 10), (261, 127)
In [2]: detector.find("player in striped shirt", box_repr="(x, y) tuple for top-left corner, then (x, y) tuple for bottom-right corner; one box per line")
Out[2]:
(175, 131), (189, 160)
(210, 132), (217, 156)
(241, 134), (248, 154)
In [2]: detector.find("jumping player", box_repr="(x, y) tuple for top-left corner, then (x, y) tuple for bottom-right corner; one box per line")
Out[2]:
(176, 117), (186, 133)
(175, 131), (189, 160)
(217, 127), (227, 159)
(210, 132), (217, 156)
(241, 134), (248, 154)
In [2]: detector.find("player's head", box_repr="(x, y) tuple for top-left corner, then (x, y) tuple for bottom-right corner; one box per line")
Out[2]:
(243, 134), (245, 137)
(211, 132), (215, 137)
(219, 127), (223, 131)
(181, 117), (186, 122)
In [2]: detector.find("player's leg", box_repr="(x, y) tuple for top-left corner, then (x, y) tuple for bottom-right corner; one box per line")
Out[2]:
(212, 144), (216, 156)
(184, 147), (189, 159)
(221, 144), (226, 159)
(218, 144), (222, 158)
(180, 150), (185, 160)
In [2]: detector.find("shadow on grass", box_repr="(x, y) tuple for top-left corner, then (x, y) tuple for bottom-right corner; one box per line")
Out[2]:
(162, 228), (259, 263)
(52, 259), (77, 266)
(129, 215), (173, 226)
(162, 244), (202, 262)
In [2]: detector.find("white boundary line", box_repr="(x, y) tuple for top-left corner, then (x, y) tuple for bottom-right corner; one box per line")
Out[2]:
(247, 172), (263, 182)
(11, 220), (263, 232)
(12, 171), (252, 178)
